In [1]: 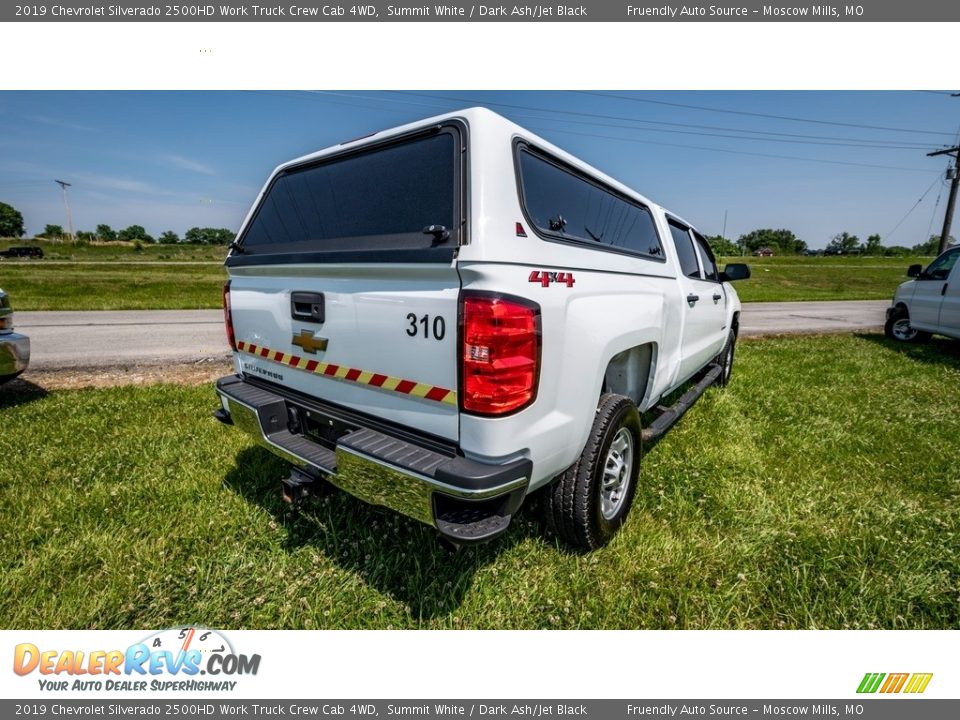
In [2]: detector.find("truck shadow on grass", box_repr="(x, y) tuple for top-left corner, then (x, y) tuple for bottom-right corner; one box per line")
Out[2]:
(223, 446), (546, 619)
(857, 332), (960, 369)
(0, 377), (48, 409)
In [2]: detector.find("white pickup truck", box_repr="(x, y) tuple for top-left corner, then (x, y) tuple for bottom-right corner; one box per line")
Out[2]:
(214, 108), (750, 549)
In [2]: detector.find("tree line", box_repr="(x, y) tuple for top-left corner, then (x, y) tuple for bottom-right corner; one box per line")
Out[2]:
(2, 200), (952, 255)
(40, 223), (235, 246)
(704, 228), (952, 257)
(0, 201), (235, 245)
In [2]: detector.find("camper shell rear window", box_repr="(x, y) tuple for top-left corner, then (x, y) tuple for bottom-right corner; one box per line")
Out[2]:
(232, 125), (462, 263)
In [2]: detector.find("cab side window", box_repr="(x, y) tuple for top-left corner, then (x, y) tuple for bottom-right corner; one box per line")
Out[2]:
(668, 221), (701, 279)
(692, 232), (720, 282)
(925, 248), (960, 280)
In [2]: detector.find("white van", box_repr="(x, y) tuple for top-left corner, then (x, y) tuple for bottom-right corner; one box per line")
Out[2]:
(885, 246), (960, 342)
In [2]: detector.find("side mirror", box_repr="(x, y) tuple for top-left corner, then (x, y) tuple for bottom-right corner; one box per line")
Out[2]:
(907, 264), (922, 278)
(720, 263), (751, 282)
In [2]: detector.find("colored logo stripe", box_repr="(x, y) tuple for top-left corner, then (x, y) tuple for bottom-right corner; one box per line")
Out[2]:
(879, 673), (909, 694)
(857, 673), (885, 694)
(857, 672), (932, 694)
(235, 340), (457, 407)
(904, 674), (934, 694)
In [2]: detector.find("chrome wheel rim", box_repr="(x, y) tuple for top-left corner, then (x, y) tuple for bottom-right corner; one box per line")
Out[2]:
(892, 318), (918, 341)
(601, 427), (634, 520)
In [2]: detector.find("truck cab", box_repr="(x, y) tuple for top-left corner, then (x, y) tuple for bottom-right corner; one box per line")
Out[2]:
(215, 108), (748, 549)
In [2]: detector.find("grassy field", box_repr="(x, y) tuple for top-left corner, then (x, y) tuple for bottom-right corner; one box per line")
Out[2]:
(0, 238), (226, 262)
(1, 333), (958, 629)
(0, 263), (225, 311)
(719, 255), (925, 303)
(0, 239), (226, 310)
(0, 238), (932, 309)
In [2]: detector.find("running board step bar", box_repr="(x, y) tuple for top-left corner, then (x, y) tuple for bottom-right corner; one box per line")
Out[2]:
(641, 364), (722, 444)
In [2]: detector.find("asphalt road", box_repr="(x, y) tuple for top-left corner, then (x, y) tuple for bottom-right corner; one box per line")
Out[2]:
(16, 300), (888, 371)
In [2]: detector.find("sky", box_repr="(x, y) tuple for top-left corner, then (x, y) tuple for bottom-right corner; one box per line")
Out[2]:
(0, 90), (958, 249)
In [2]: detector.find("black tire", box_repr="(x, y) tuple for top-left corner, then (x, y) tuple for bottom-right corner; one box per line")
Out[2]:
(544, 393), (642, 551)
(0, 372), (21, 385)
(716, 328), (737, 387)
(884, 308), (931, 343)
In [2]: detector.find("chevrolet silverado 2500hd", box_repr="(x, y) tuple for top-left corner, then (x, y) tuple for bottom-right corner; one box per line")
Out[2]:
(214, 108), (750, 550)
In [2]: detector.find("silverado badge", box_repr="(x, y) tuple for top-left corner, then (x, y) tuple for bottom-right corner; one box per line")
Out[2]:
(292, 330), (329, 354)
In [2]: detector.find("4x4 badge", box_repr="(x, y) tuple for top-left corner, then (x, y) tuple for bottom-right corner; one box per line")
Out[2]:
(292, 330), (329, 354)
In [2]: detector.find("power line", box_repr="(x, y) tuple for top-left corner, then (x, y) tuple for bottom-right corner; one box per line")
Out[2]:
(883, 174), (943, 240)
(284, 90), (930, 172)
(576, 91), (958, 138)
(371, 91), (934, 147)
(518, 117), (929, 151)
(925, 182), (945, 241)
(522, 124), (938, 173)
(263, 90), (938, 171)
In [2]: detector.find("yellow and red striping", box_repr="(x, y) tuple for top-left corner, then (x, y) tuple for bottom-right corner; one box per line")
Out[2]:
(236, 340), (457, 406)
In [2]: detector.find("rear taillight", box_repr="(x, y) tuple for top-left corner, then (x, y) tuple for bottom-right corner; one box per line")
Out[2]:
(0, 312), (12, 333)
(461, 293), (540, 415)
(222, 281), (236, 351)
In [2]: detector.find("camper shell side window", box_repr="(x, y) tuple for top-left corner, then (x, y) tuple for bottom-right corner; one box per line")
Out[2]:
(514, 142), (665, 263)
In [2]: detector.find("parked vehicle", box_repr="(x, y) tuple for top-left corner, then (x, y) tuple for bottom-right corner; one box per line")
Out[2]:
(885, 246), (960, 342)
(0, 289), (30, 383)
(213, 108), (750, 549)
(0, 246), (44, 259)
(753, 247), (775, 257)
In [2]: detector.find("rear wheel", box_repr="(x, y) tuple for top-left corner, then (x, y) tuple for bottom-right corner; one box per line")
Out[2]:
(544, 393), (641, 551)
(884, 309), (930, 343)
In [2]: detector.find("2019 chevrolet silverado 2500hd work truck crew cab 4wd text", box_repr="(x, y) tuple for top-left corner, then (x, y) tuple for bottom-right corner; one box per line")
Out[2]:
(214, 108), (750, 550)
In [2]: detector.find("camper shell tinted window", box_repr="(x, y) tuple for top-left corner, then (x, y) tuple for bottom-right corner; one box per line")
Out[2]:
(237, 128), (460, 257)
(515, 145), (664, 262)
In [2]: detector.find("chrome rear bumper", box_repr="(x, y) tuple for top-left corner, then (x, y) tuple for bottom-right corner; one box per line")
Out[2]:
(0, 332), (29, 377)
(214, 375), (530, 543)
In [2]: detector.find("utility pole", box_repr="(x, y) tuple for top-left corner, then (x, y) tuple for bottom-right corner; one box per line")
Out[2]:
(54, 179), (74, 241)
(927, 147), (960, 255)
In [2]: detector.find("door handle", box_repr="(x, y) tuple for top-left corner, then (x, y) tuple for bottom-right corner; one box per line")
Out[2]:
(291, 292), (325, 323)
(712, 293), (723, 302)
(943, 283), (949, 296)
(687, 294), (700, 304)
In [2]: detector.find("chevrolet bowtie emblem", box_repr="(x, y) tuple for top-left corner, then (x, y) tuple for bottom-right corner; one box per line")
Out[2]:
(292, 330), (329, 354)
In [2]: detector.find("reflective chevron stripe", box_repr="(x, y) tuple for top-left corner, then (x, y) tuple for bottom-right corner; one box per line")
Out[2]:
(235, 340), (457, 406)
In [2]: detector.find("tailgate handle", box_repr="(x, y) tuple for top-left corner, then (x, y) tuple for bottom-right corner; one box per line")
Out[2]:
(291, 292), (325, 324)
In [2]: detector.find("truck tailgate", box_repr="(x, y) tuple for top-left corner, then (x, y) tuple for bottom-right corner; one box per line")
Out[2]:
(228, 264), (460, 442)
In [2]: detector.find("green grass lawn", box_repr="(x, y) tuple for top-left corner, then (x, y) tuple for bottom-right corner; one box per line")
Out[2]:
(0, 239), (226, 310)
(2, 333), (958, 629)
(719, 255), (926, 303)
(0, 241), (933, 310)
(0, 238), (227, 263)
(0, 263), (225, 311)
